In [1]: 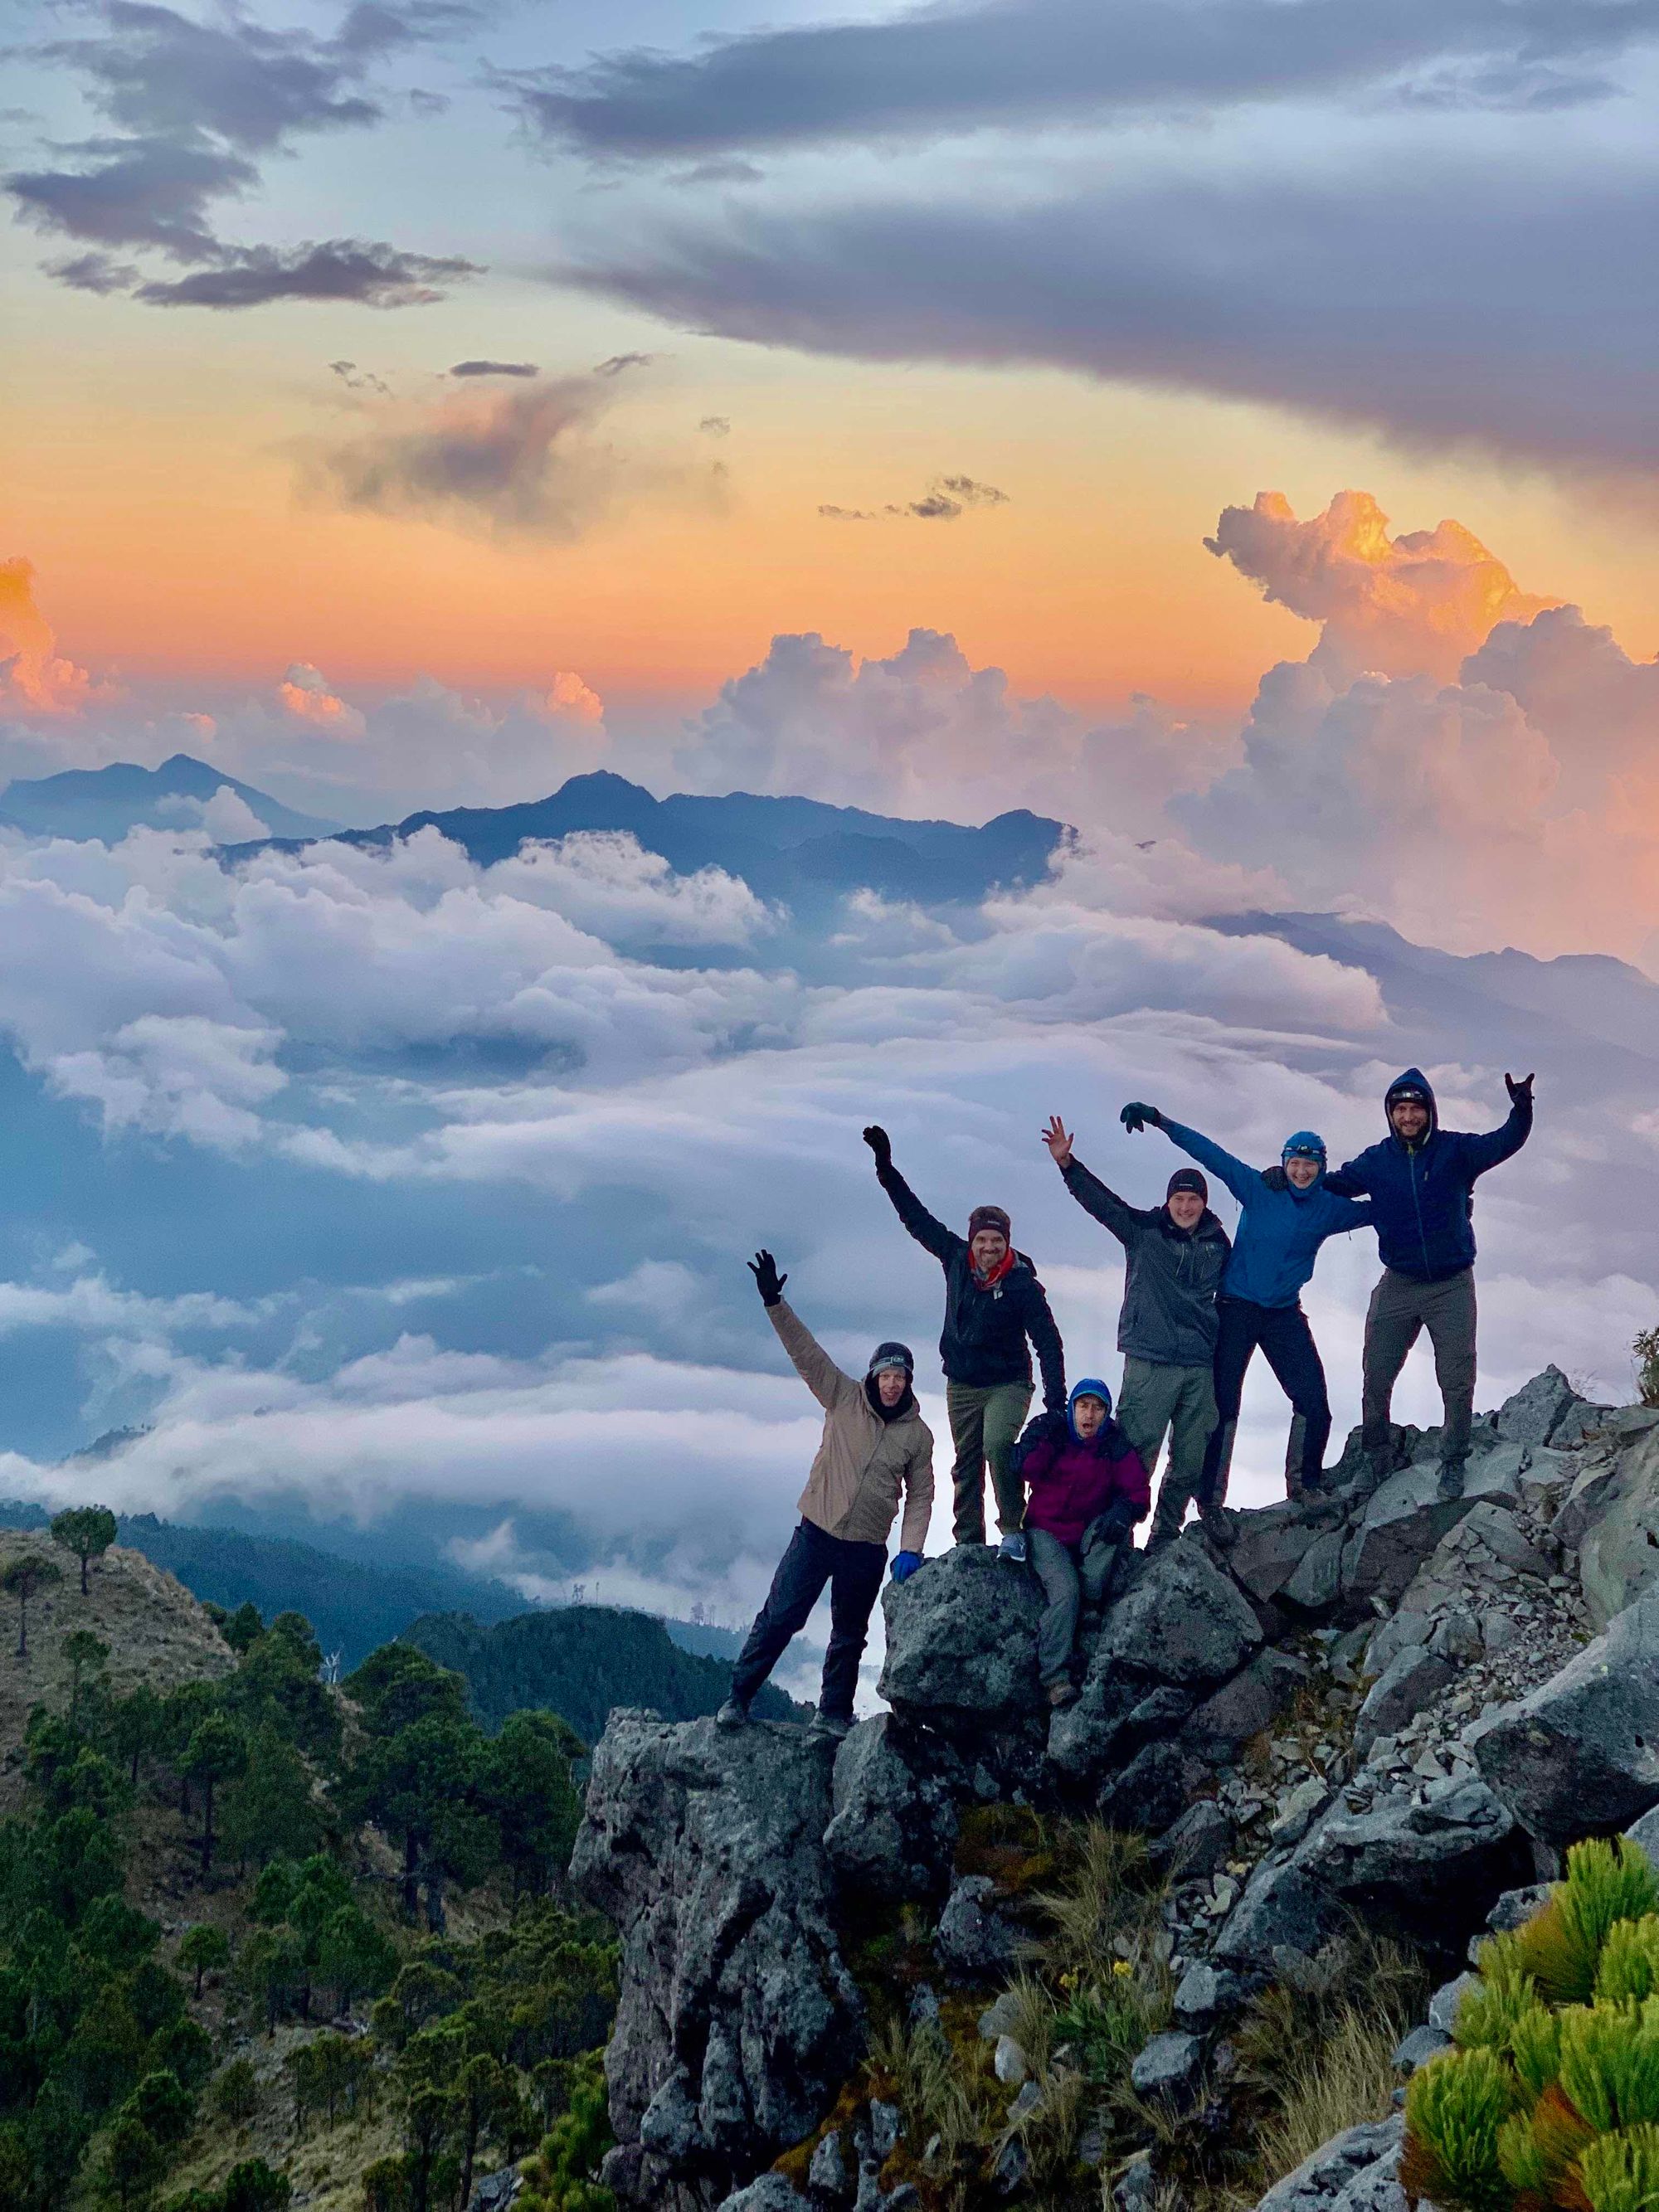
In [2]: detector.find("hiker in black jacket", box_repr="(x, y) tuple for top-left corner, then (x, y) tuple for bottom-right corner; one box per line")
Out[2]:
(864, 1124), (1065, 1556)
(1044, 1114), (1229, 1544)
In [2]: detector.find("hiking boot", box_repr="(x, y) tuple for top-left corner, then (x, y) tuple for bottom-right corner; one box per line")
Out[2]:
(1436, 1458), (1467, 1502)
(715, 1699), (749, 1731)
(997, 1532), (1029, 1564)
(809, 1710), (853, 1742)
(1045, 1679), (1078, 1710)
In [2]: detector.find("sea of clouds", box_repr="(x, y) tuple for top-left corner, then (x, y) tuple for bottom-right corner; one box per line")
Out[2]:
(1, 491), (1656, 1695)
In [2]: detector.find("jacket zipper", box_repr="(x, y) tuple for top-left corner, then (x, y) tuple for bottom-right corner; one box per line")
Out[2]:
(1409, 1142), (1432, 1275)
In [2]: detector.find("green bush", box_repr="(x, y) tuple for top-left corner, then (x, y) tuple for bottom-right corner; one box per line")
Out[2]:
(1406, 1839), (1659, 2212)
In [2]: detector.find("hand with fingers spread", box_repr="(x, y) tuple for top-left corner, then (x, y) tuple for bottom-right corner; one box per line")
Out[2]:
(862, 1124), (892, 1170)
(1505, 1072), (1535, 1107)
(1042, 1115), (1074, 1169)
(748, 1249), (787, 1307)
(1120, 1101), (1162, 1135)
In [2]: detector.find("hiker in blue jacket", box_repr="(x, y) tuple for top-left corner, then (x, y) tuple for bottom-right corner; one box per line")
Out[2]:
(1324, 1067), (1533, 1482)
(1120, 1102), (1374, 1520)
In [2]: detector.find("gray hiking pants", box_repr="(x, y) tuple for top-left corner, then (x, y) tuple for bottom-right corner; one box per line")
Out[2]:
(1118, 1356), (1218, 1539)
(1027, 1524), (1122, 1686)
(1361, 1266), (1477, 1467)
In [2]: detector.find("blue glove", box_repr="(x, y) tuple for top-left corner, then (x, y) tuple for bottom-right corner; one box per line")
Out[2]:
(1120, 1102), (1161, 1135)
(889, 1551), (922, 1584)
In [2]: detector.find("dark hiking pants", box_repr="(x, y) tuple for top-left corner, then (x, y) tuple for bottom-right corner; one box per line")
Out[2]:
(1361, 1265), (1477, 1469)
(1199, 1296), (1331, 1507)
(946, 1378), (1033, 1544)
(1026, 1524), (1123, 1685)
(730, 1518), (886, 1721)
(1119, 1357), (1219, 1541)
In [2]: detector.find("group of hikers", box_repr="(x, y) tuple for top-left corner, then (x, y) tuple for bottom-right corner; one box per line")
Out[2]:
(718, 1067), (1535, 1740)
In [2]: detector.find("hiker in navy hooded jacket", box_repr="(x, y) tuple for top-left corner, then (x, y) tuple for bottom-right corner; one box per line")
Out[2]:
(1120, 1102), (1374, 1516)
(864, 1124), (1065, 1556)
(1042, 1113), (1229, 1546)
(1324, 1067), (1534, 1481)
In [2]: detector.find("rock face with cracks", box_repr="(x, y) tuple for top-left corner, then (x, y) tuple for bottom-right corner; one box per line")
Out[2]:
(572, 1711), (862, 2211)
(572, 1370), (1659, 2212)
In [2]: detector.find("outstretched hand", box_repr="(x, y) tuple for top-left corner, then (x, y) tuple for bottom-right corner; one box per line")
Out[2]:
(1120, 1101), (1161, 1135)
(1042, 1115), (1074, 1169)
(748, 1249), (787, 1307)
(862, 1124), (893, 1169)
(1505, 1072), (1535, 1107)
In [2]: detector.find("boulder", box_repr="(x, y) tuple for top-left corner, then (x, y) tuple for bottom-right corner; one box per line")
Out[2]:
(1496, 1367), (1589, 1451)
(1391, 2025), (1452, 2075)
(1130, 2030), (1203, 2102)
(1291, 1777), (1530, 1950)
(825, 1715), (960, 1902)
(1282, 1527), (1347, 1615)
(878, 1547), (1043, 1721)
(808, 2131), (851, 2200)
(1427, 1971), (1479, 2033)
(1626, 1805), (1659, 1864)
(1227, 1505), (1326, 1606)
(572, 1712), (863, 2210)
(1214, 1860), (1344, 1973)
(715, 2182), (813, 2212)
(1097, 1739), (1210, 1835)
(1173, 1960), (1248, 2028)
(933, 1874), (1021, 1980)
(1469, 1590), (1659, 1844)
(1186, 1650), (1314, 1759)
(1575, 1427), (1659, 1626)
(1454, 1502), (1555, 1583)
(1151, 1798), (1234, 1880)
(1092, 1538), (1264, 1688)
(1253, 2116), (1403, 2212)
(1364, 1610), (1433, 1679)
(1340, 1469), (1477, 1610)
(1353, 1648), (1456, 1757)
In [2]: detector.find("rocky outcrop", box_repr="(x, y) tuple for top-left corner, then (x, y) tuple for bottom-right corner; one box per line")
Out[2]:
(572, 1712), (863, 2210)
(1468, 1588), (1659, 1844)
(573, 1368), (1659, 2212)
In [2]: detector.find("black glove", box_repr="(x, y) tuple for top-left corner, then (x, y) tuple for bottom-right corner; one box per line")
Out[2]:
(862, 1125), (893, 1170)
(1087, 1501), (1137, 1547)
(748, 1250), (787, 1307)
(1505, 1072), (1535, 1108)
(1120, 1102), (1161, 1135)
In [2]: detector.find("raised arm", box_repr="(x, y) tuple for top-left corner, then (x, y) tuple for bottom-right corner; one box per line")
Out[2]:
(1044, 1115), (1144, 1245)
(751, 1252), (856, 1411)
(1461, 1074), (1535, 1177)
(1127, 1106), (1262, 1209)
(898, 1432), (935, 1554)
(863, 1125), (961, 1263)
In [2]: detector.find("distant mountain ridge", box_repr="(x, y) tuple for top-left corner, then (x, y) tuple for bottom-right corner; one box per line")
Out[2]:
(232, 767), (1066, 911)
(0, 753), (337, 843)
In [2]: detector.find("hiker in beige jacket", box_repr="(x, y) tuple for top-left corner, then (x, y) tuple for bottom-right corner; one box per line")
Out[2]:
(720, 1248), (934, 1740)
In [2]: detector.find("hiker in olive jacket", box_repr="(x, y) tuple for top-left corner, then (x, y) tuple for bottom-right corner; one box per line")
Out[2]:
(721, 1249), (934, 1741)
(864, 1123), (1064, 1555)
(1043, 1114), (1229, 1543)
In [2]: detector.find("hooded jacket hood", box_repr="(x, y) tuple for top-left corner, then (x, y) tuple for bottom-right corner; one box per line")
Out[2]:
(1067, 1376), (1112, 1441)
(1384, 1067), (1440, 1143)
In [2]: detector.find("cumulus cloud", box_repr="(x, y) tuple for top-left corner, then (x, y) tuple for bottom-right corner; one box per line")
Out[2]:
(301, 367), (718, 538)
(0, 557), (103, 717)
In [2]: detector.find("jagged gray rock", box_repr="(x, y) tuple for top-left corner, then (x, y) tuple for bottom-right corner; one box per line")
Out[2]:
(1291, 1776), (1530, 1948)
(809, 2130), (851, 2200)
(1174, 1960), (1248, 2027)
(1354, 1648), (1456, 1756)
(572, 1712), (863, 2210)
(1094, 1539), (1265, 1686)
(1575, 1426), (1659, 1626)
(1098, 1738), (1211, 1834)
(1496, 1367), (1589, 1451)
(1469, 1589), (1659, 1844)
(934, 1874), (1020, 1979)
(878, 1546), (1043, 1721)
(1187, 1649), (1313, 1758)
(715, 2181), (813, 2212)
(1151, 1798), (1234, 1879)
(1341, 1467), (1477, 1609)
(1131, 2030), (1204, 2100)
(825, 1715), (960, 1901)
(1214, 1860), (1342, 1972)
(1253, 2115), (1403, 2212)
(1391, 2025), (1451, 2075)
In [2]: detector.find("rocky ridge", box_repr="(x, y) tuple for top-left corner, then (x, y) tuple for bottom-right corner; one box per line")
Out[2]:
(571, 1368), (1659, 2212)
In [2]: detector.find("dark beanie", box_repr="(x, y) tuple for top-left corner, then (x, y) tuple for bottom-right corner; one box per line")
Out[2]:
(1167, 1168), (1208, 1205)
(967, 1204), (1011, 1241)
(867, 1341), (915, 1378)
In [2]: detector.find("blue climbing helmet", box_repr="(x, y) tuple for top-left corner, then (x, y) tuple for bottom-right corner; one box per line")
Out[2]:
(1068, 1377), (1112, 1442)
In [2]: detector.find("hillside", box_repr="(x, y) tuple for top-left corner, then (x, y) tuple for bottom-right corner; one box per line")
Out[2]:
(404, 1602), (803, 1740)
(0, 752), (337, 843)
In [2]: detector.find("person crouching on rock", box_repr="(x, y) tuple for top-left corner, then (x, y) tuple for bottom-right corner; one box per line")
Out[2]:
(1012, 1378), (1148, 1709)
(862, 1123), (1065, 1561)
(718, 1249), (935, 1743)
(1119, 1103), (1374, 1517)
(1042, 1114), (1229, 1548)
